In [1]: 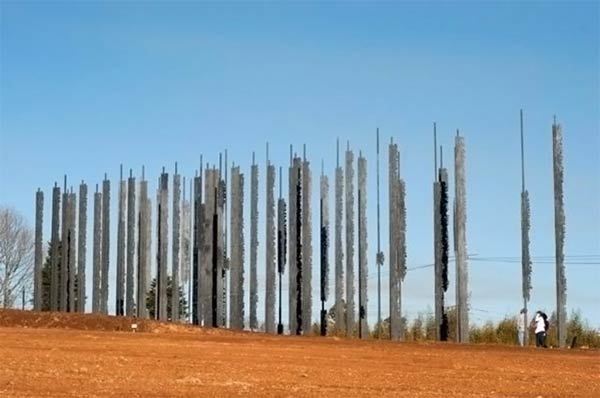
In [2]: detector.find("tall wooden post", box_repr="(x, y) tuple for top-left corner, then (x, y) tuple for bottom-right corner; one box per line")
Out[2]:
(552, 117), (567, 348)
(34, 189), (44, 311)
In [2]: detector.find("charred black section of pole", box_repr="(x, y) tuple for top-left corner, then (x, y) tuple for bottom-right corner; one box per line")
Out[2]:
(277, 195), (287, 335)
(439, 172), (449, 341)
(212, 187), (219, 328)
(295, 167), (303, 335)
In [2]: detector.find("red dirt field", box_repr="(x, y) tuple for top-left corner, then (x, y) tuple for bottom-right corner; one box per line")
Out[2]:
(0, 310), (598, 397)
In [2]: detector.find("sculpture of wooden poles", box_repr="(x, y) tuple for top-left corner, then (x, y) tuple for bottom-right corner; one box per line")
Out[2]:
(552, 116), (567, 348)
(520, 111), (532, 345)
(277, 167), (287, 335)
(320, 161), (330, 336)
(454, 130), (469, 343)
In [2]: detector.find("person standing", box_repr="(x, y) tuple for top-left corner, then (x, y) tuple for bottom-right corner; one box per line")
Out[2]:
(533, 310), (547, 348)
(517, 308), (527, 346)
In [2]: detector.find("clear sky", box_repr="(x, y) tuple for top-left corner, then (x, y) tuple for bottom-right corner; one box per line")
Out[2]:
(1, 1), (598, 328)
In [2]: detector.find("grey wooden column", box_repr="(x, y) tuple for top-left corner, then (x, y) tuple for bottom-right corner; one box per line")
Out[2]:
(229, 165), (245, 330)
(454, 132), (468, 343)
(192, 171), (203, 325)
(265, 149), (276, 334)
(345, 145), (355, 337)
(520, 110), (532, 346)
(101, 174), (111, 314)
(181, 177), (192, 322)
(60, 176), (69, 311)
(92, 185), (102, 313)
(357, 153), (368, 338)
(126, 170), (136, 316)
(157, 169), (169, 321)
(77, 182), (87, 312)
(334, 141), (344, 335)
(34, 189), (43, 311)
(301, 147), (312, 334)
(172, 164), (181, 321)
(67, 190), (77, 312)
(319, 170), (329, 337)
(249, 156), (259, 330)
(50, 183), (61, 311)
(116, 166), (126, 316)
(389, 142), (401, 340)
(137, 169), (149, 319)
(552, 119), (567, 348)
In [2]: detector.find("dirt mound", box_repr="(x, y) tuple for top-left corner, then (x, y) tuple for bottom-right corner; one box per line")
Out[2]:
(0, 309), (191, 333)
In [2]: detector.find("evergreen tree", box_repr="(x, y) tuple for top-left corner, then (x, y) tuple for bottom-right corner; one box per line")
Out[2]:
(146, 277), (188, 320)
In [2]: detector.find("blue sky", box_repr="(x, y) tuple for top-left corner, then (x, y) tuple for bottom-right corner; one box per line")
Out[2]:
(1, 1), (598, 328)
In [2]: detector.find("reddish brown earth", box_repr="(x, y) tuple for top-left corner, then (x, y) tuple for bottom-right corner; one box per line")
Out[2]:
(0, 310), (598, 397)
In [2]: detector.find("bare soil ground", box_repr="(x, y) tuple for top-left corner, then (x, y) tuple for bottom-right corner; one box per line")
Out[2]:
(0, 310), (598, 397)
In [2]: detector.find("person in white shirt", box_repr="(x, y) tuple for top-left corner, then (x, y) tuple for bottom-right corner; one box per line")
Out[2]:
(517, 308), (527, 346)
(533, 311), (547, 348)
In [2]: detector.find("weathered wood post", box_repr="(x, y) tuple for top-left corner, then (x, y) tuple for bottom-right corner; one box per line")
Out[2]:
(92, 185), (102, 313)
(454, 131), (469, 343)
(520, 111), (532, 346)
(34, 189), (44, 311)
(249, 154), (259, 330)
(302, 145), (312, 334)
(101, 174), (110, 314)
(229, 165), (245, 330)
(50, 183), (61, 312)
(77, 181), (87, 312)
(552, 117), (567, 348)
(157, 168), (169, 321)
(137, 168), (150, 319)
(126, 170), (136, 317)
(334, 140), (345, 335)
(345, 143), (355, 337)
(116, 166), (126, 316)
(60, 176), (68, 311)
(357, 153), (368, 338)
(265, 145), (277, 333)
(172, 163), (181, 321)
(320, 164), (329, 337)
(277, 168), (287, 335)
